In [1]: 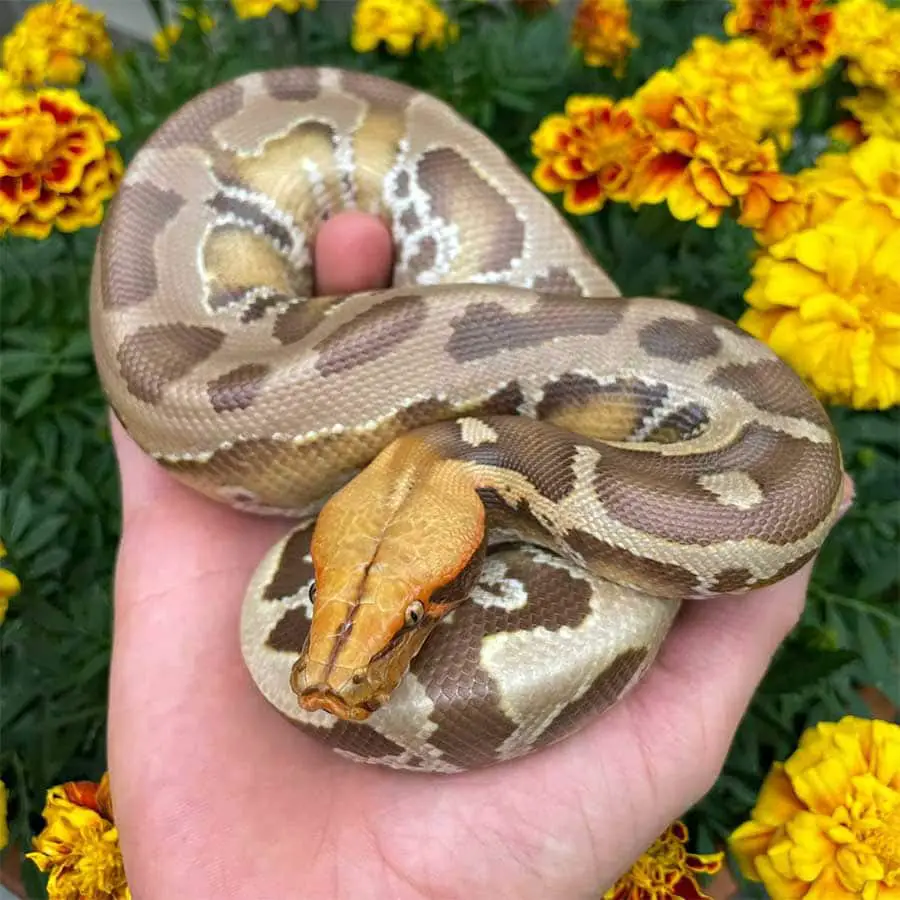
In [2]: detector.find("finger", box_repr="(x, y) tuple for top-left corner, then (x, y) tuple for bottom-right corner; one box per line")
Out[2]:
(314, 211), (394, 295)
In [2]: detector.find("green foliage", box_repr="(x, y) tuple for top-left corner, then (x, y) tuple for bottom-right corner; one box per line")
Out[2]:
(1, 0), (898, 894)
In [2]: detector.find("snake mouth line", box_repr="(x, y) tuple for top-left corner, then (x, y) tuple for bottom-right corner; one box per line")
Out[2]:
(297, 686), (384, 721)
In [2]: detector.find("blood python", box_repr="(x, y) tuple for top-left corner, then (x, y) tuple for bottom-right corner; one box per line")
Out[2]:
(90, 67), (845, 774)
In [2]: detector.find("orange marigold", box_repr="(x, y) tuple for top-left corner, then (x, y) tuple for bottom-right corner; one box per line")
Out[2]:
(531, 94), (645, 215)
(1, 0), (112, 88)
(603, 820), (723, 900)
(724, 0), (838, 88)
(841, 88), (900, 143)
(0, 88), (123, 239)
(627, 70), (794, 229)
(571, 0), (639, 78)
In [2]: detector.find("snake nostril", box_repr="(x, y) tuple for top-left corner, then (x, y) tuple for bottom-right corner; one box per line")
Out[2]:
(351, 670), (367, 686)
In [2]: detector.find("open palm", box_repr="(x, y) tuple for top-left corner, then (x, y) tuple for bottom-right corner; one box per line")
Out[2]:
(106, 213), (845, 900)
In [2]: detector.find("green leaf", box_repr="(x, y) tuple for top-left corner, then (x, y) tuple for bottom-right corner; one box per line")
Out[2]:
(759, 642), (859, 697)
(14, 374), (54, 418)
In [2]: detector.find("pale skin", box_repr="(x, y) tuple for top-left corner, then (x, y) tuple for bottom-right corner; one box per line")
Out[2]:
(107, 212), (853, 900)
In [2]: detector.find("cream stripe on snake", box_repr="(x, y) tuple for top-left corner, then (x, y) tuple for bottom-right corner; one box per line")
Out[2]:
(89, 67), (844, 773)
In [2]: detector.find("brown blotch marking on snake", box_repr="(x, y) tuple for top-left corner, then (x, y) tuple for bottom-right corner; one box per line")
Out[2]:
(638, 318), (722, 363)
(710, 360), (830, 424)
(273, 295), (336, 345)
(416, 147), (526, 276)
(399, 207), (420, 232)
(261, 69), (322, 104)
(207, 363), (270, 413)
(117, 324), (225, 404)
(314, 294), (427, 376)
(566, 530), (702, 597)
(393, 169), (411, 200)
(265, 606), (312, 653)
(263, 527), (315, 601)
(405, 237), (437, 279)
(467, 382), (526, 417)
(406, 613), (518, 769)
(708, 568), (756, 594)
(592, 422), (842, 545)
(207, 191), (295, 251)
(531, 267), (584, 295)
(421, 417), (578, 504)
(537, 646), (650, 749)
(447, 297), (624, 363)
(100, 183), (186, 308)
(537, 374), (670, 442)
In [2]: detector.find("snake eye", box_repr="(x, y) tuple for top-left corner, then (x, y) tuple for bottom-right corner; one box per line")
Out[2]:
(308, 582), (317, 604)
(404, 600), (425, 627)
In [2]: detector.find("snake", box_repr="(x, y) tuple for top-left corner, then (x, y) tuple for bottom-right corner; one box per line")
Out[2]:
(89, 66), (845, 774)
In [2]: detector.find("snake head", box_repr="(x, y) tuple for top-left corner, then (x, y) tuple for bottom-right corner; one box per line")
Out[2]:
(290, 436), (487, 721)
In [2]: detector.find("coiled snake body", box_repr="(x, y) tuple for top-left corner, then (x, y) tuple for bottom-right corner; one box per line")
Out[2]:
(90, 67), (844, 773)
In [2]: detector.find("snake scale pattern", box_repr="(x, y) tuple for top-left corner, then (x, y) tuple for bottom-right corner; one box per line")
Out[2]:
(89, 67), (845, 774)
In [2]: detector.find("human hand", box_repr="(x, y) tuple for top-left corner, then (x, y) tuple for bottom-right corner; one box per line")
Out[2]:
(106, 212), (852, 900)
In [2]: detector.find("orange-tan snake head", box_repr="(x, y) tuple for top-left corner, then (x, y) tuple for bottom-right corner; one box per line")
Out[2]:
(290, 434), (489, 721)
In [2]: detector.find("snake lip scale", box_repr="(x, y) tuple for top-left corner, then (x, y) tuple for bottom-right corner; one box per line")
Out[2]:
(90, 66), (845, 774)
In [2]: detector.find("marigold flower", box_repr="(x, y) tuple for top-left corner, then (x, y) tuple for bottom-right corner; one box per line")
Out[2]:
(740, 201), (900, 409)
(603, 820), (723, 899)
(531, 94), (646, 215)
(627, 70), (793, 229)
(730, 716), (900, 898)
(351, 0), (458, 55)
(27, 771), (130, 900)
(672, 36), (800, 149)
(842, 88), (900, 143)
(153, 6), (215, 60)
(0, 88), (123, 239)
(570, 0), (639, 78)
(231, 0), (317, 18)
(835, 0), (900, 93)
(1, 0), (112, 88)
(723, 0), (838, 88)
(0, 540), (21, 624)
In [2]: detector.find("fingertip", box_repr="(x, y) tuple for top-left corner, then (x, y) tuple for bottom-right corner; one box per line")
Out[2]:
(314, 211), (394, 295)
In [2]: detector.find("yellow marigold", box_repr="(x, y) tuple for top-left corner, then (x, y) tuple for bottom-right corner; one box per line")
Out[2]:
(1, 0), (112, 88)
(27, 772), (130, 900)
(723, 0), (838, 88)
(603, 820), (723, 899)
(570, 0), (639, 78)
(730, 716), (900, 899)
(672, 36), (800, 149)
(0, 540), (21, 625)
(842, 88), (900, 143)
(740, 201), (900, 409)
(627, 70), (794, 229)
(351, 0), (458, 55)
(231, 0), (317, 18)
(531, 94), (645, 215)
(153, 6), (216, 60)
(835, 0), (900, 93)
(0, 88), (123, 239)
